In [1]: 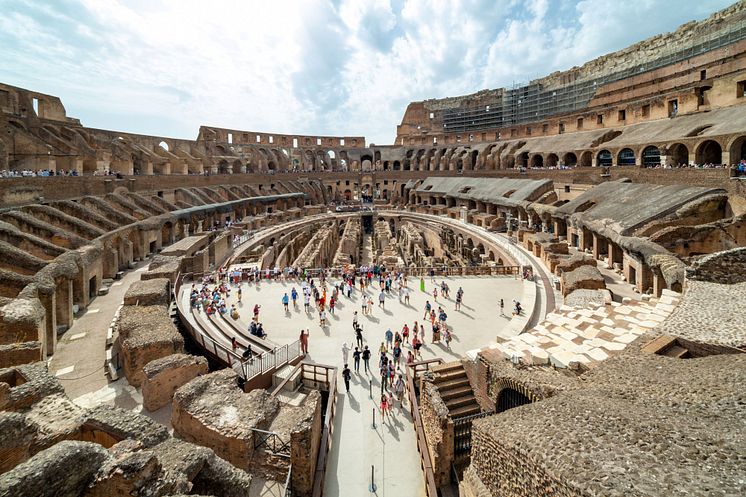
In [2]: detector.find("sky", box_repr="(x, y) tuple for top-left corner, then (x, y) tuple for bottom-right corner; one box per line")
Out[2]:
(0, 0), (736, 145)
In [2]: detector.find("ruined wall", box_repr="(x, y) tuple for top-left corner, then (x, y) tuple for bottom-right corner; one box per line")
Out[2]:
(141, 353), (208, 412)
(686, 246), (746, 283)
(290, 390), (323, 497)
(419, 380), (453, 486)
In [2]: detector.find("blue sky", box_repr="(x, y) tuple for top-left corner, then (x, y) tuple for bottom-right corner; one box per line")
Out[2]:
(0, 0), (735, 144)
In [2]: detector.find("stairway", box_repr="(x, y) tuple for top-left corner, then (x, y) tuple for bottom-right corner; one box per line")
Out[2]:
(432, 362), (480, 418)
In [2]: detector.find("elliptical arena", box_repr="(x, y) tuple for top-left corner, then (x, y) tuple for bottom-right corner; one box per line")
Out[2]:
(1, 4), (745, 497)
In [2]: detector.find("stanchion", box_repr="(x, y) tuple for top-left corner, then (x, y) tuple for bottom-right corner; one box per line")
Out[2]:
(369, 465), (377, 492)
(372, 408), (376, 428)
(369, 380), (372, 399)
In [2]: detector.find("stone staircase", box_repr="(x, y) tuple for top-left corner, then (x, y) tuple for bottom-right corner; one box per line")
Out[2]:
(478, 290), (682, 369)
(432, 363), (480, 418)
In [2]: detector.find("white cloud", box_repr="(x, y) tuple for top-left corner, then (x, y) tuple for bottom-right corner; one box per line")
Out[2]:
(0, 0), (736, 144)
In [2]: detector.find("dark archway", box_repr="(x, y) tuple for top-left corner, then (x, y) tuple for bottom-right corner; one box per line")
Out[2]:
(696, 140), (722, 165)
(562, 152), (577, 167)
(546, 153), (558, 168)
(496, 388), (532, 413)
(728, 135), (746, 163)
(517, 152), (529, 168)
(667, 143), (689, 167)
(596, 149), (612, 167)
(530, 154), (543, 168)
(579, 151), (592, 167)
(617, 148), (635, 166)
(642, 146), (661, 167)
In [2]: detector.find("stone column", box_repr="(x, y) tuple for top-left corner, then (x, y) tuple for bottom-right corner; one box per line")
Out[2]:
(607, 242), (615, 269)
(592, 234), (600, 260)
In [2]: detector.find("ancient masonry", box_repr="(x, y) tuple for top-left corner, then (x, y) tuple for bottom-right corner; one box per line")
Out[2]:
(1, 3), (746, 497)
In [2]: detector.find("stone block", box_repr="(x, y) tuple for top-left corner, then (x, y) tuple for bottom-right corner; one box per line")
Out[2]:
(142, 354), (208, 412)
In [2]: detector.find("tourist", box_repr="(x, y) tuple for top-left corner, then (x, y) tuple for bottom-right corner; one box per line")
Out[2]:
(353, 346), (361, 372)
(455, 291), (462, 311)
(385, 328), (394, 350)
(355, 324), (364, 348)
(402, 323), (410, 343)
(342, 342), (350, 365)
(329, 296), (335, 315)
(420, 277), (425, 293)
(237, 286), (242, 302)
(393, 373), (406, 407)
(352, 310), (359, 330)
(342, 364), (351, 393)
(500, 298), (504, 316)
(304, 292), (310, 312)
(319, 309), (327, 327)
(291, 287), (298, 306)
(242, 344), (253, 362)
(230, 305), (240, 320)
(412, 334), (422, 359)
(380, 393), (389, 420)
(423, 300), (432, 319)
(380, 341), (387, 355)
(393, 342), (402, 366)
(300, 329), (309, 354)
(443, 327), (452, 349)
(433, 287), (438, 301)
(420, 324), (426, 344)
(362, 297), (368, 315)
(403, 286), (410, 305)
(362, 345), (371, 373)
(253, 304), (261, 320)
(231, 336), (237, 351)
(282, 293), (289, 312)
(380, 358), (389, 394)
(368, 297), (374, 314)
(379, 290), (386, 308)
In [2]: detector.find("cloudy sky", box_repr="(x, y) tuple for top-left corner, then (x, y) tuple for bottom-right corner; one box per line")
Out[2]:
(0, 0), (735, 145)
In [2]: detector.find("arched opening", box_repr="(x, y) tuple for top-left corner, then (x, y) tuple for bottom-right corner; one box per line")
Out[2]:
(546, 153), (558, 168)
(217, 160), (230, 174)
(232, 160), (243, 174)
(728, 135), (746, 164)
(617, 148), (636, 166)
(667, 143), (689, 167)
(517, 152), (529, 168)
(696, 140), (722, 165)
(496, 387), (532, 413)
(596, 149), (613, 167)
(641, 146), (661, 167)
(470, 150), (478, 169)
(530, 154), (543, 168)
(393, 160), (401, 171)
(158, 141), (169, 152)
(562, 152), (577, 167)
(344, 189), (352, 201)
(267, 161), (276, 172)
(579, 151), (592, 167)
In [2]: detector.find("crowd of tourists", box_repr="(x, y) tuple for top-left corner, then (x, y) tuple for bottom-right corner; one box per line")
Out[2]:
(1, 168), (79, 177)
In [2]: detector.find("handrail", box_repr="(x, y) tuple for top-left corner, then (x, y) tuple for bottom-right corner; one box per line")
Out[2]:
(311, 364), (338, 497)
(406, 359), (443, 497)
(271, 361), (304, 397)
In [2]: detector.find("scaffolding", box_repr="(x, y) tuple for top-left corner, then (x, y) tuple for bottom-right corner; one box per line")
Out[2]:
(442, 17), (746, 133)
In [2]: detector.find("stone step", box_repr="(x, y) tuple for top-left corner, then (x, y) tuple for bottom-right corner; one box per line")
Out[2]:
(664, 345), (689, 359)
(434, 369), (467, 383)
(449, 404), (481, 418)
(446, 394), (477, 410)
(435, 377), (470, 391)
(440, 385), (473, 401)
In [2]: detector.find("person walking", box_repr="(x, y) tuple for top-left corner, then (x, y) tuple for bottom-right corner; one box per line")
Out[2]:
(379, 290), (386, 309)
(355, 325), (364, 348)
(231, 336), (237, 352)
(342, 364), (351, 393)
(282, 293), (289, 312)
(237, 286), (242, 303)
(353, 346), (361, 372)
(423, 300), (432, 319)
(419, 277), (425, 293)
(393, 373), (406, 407)
(500, 298), (504, 316)
(342, 342), (350, 365)
(300, 329), (309, 354)
(291, 287), (298, 307)
(319, 309), (327, 327)
(352, 310), (358, 330)
(385, 328), (394, 350)
(362, 345), (371, 373)
(455, 292), (462, 311)
(403, 286), (410, 305)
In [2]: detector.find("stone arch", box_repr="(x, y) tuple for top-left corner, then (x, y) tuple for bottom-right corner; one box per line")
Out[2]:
(666, 143), (689, 167)
(727, 135), (746, 164)
(546, 153), (559, 168)
(530, 154), (543, 168)
(641, 145), (661, 167)
(579, 151), (592, 167)
(617, 148), (636, 166)
(596, 149), (613, 167)
(393, 160), (401, 171)
(231, 159), (243, 174)
(161, 221), (174, 246)
(493, 378), (540, 414)
(517, 152), (529, 168)
(217, 160), (230, 174)
(695, 140), (723, 165)
(158, 141), (170, 152)
(561, 152), (577, 167)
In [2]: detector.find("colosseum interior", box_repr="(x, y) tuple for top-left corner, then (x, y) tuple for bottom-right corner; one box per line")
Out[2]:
(1, 3), (745, 497)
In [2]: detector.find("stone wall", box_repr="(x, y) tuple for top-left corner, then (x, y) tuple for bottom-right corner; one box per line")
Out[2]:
(122, 278), (171, 307)
(419, 380), (453, 486)
(141, 353), (208, 412)
(687, 246), (746, 283)
(290, 389), (323, 497)
(116, 306), (184, 387)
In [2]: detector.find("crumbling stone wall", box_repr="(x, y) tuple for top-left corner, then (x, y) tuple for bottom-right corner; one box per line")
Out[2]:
(560, 265), (605, 297)
(141, 354), (208, 412)
(122, 278), (171, 307)
(419, 379), (453, 486)
(116, 306), (184, 387)
(687, 247), (746, 284)
(290, 389), (322, 497)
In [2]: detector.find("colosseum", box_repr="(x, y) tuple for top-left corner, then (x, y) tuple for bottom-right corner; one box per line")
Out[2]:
(1, 2), (745, 497)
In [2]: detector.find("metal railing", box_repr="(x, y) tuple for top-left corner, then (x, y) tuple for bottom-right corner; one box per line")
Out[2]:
(252, 427), (291, 458)
(284, 464), (293, 497)
(453, 410), (494, 468)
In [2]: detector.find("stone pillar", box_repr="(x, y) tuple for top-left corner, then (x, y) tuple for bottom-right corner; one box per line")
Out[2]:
(607, 242), (615, 269)
(104, 180), (114, 194)
(39, 291), (56, 357)
(128, 178), (136, 192)
(592, 234), (600, 260)
(55, 278), (73, 332)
